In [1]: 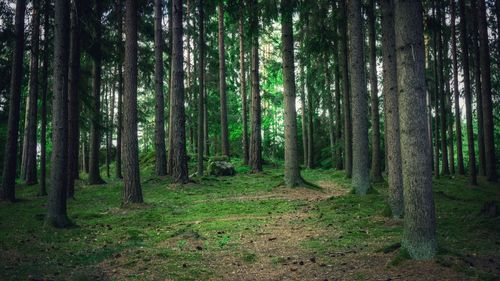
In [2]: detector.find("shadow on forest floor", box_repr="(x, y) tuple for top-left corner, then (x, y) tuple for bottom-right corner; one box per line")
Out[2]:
(0, 159), (499, 281)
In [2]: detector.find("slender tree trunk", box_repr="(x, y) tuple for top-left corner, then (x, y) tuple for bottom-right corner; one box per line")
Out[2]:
(395, 0), (437, 259)
(39, 0), (50, 196)
(459, 0), (477, 185)
(306, 63), (314, 169)
(300, 64), (308, 166)
(437, 2), (449, 175)
(88, 1), (105, 185)
(122, 0), (143, 204)
(332, 4), (343, 170)
(154, 0), (167, 176)
(432, 4), (440, 177)
(218, 0), (230, 157)
(47, 0), (71, 227)
(105, 81), (110, 178)
(197, 0), (205, 176)
(281, 0), (302, 187)
(451, 0), (465, 175)
(367, 0), (382, 182)
(380, 0), (403, 218)
(239, 0), (249, 165)
(1, 0), (26, 202)
(325, 58), (336, 169)
(339, 0), (352, 177)
(170, 0), (189, 183)
(249, 0), (262, 172)
(477, 0), (497, 182)
(67, 0), (81, 198)
(347, 0), (370, 195)
(116, 0), (124, 179)
(447, 80), (455, 174)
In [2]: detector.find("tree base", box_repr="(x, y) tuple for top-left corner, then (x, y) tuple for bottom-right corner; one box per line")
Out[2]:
(45, 215), (73, 228)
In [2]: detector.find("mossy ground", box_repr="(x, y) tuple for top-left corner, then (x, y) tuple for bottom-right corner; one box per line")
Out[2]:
(0, 159), (499, 280)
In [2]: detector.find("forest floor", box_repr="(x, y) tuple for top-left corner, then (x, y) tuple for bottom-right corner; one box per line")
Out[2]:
(1, 158), (499, 281)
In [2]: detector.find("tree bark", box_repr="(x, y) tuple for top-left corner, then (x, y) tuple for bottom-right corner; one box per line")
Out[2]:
(300, 64), (308, 167)
(347, 0), (370, 195)
(306, 63), (314, 169)
(332, 4), (343, 170)
(437, 2), (449, 175)
(218, 0), (230, 157)
(339, 0), (352, 177)
(154, 0), (167, 176)
(459, 0), (477, 185)
(239, 0), (249, 165)
(197, 0), (205, 176)
(122, 0), (143, 204)
(1, 0), (26, 202)
(40, 0), (50, 196)
(249, 0), (262, 173)
(394, 0), (437, 259)
(380, 0), (403, 218)
(47, 0), (71, 227)
(116, 0), (124, 179)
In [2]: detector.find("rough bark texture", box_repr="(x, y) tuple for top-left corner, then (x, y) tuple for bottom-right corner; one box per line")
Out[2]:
(239, 0), (249, 165)
(88, 1), (105, 185)
(67, 0), (81, 198)
(394, 0), (437, 259)
(380, 0), (403, 218)
(154, 0), (167, 176)
(40, 0), (50, 196)
(116, 0), (124, 179)
(170, 0), (189, 183)
(367, 0), (382, 182)
(477, 0), (497, 182)
(339, 0), (352, 177)
(122, 0), (143, 204)
(281, 0), (302, 187)
(197, 0), (205, 176)
(437, 2), (449, 175)
(459, 0), (477, 185)
(218, 0), (230, 157)
(249, 0), (262, 173)
(47, 0), (71, 227)
(347, 0), (370, 195)
(450, 0), (465, 175)
(1, 0), (26, 202)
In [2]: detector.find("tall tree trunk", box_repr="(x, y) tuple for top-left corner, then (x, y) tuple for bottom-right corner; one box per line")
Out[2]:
(239, 0), (249, 165)
(197, 0), (205, 176)
(88, 0), (105, 185)
(300, 64), (308, 166)
(332, 3), (343, 170)
(347, 0), (370, 195)
(380, 0), (403, 218)
(477, 0), (497, 182)
(306, 63), (314, 169)
(447, 80), (455, 174)
(67, 0), (81, 198)
(123, 0), (143, 204)
(104, 81), (110, 178)
(170, 0), (189, 183)
(325, 58), (336, 169)
(451, 0), (465, 175)
(154, 0), (167, 176)
(367, 0), (382, 182)
(109, 68), (116, 174)
(459, 0), (477, 185)
(116, 0), (124, 179)
(1, 0), (26, 202)
(249, 0), (262, 173)
(47, 0), (71, 227)
(437, 2), (449, 175)
(218, 0), (230, 157)
(339, 0), (352, 177)
(395, 0), (437, 259)
(40, 0), (50, 196)
(281, 0), (302, 187)
(432, 4), (440, 177)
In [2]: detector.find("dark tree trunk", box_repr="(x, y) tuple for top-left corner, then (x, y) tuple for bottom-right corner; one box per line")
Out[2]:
(381, 0), (403, 218)
(88, 0), (105, 185)
(197, 0), (205, 176)
(154, 0), (167, 176)
(39, 0), (50, 197)
(306, 63), (314, 169)
(116, 0), (124, 179)
(367, 0), (382, 182)
(394, 0), (437, 259)
(437, 2), (449, 175)
(47, 0), (71, 227)
(459, 0), (477, 185)
(324, 58), (336, 169)
(339, 0), (352, 177)
(332, 4), (343, 170)
(300, 64), (308, 166)
(239, 0), (249, 165)
(432, 4), (440, 177)
(1, 0), (26, 202)
(170, 0), (189, 183)
(218, 0), (230, 157)
(67, 0), (81, 198)
(122, 0), (143, 204)
(347, 0), (370, 195)
(249, 0), (262, 173)
(477, 0), (497, 182)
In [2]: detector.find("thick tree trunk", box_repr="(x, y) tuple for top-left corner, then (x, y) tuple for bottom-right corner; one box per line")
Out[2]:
(249, 0), (262, 173)
(347, 0), (370, 195)
(218, 0), (230, 157)
(380, 0), (403, 218)
(339, 0), (352, 177)
(88, 1), (105, 185)
(67, 0), (81, 198)
(197, 0), (205, 176)
(122, 0), (143, 204)
(281, 0), (302, 187)
(1, 0), (26, 202)
(477, 0), (497, 182)
(39, 0), (50, 196)
(170, 0), (189, 183)
(437, 2), (449, 175)
(367, 0), (382, 182)
(239, 0), (249, 165)
(450, 0), (465, 175)
(154, 0), (167, 176)
(459, 0), (477, 185)
(47, 0), (71, 227)
(394, 0), (437, 259)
